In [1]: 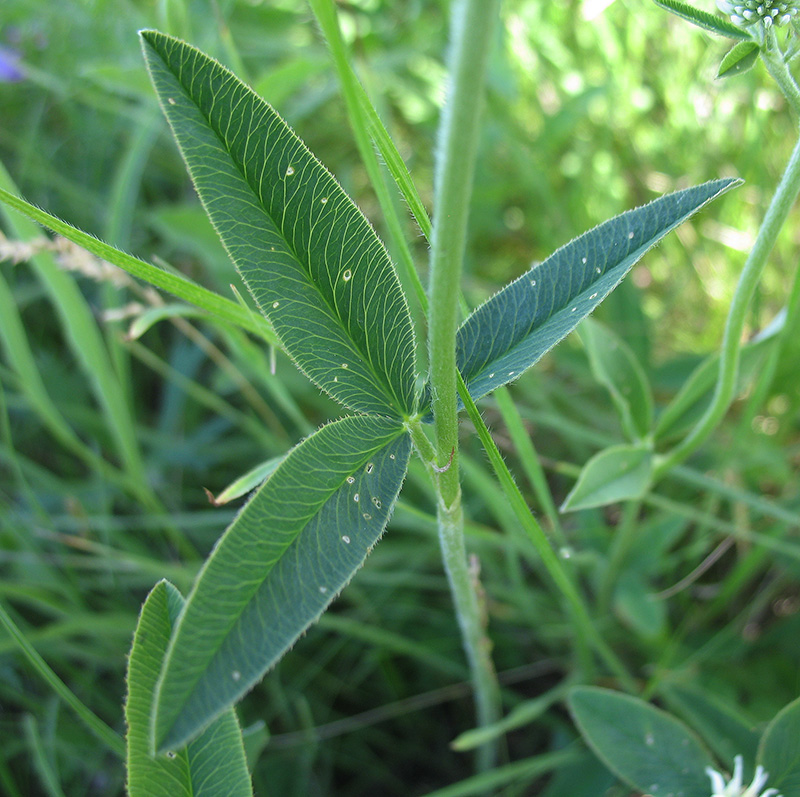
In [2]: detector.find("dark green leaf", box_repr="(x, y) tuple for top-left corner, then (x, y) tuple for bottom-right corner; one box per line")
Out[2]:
(454, 179), (739, 405)
(140, 31), (417, 418)
(126, 580), (252, 796)
(561, 444), (653, 512)
(614, 573), (666, 639)
(580, 318), (653, 441)
(661, 684), (760, 772)
(759, 695), (800, 793)
(153, 416), (411, 753)
(718, 41), (760, 78)
(653, 0), (753, 40)
(655, 333), (773, 442)
(568, 686), (715, 797)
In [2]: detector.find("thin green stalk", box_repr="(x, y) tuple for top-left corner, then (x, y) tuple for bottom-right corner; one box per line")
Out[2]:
(598, 499), (642, 615)
(655, 119), (800, 478)
(457, 374), (636, 692)
(309, 0), (429, 318)
(735, 246), (800, 435)
(425, 0), (502, 772)
(23, 715), (67, 797)
(762, 35), (800, 117)
(429, 0), (497, 500)
(408, 421), (501, 771)
(492, 386), (567, 546)
(0, 602), (126, 759)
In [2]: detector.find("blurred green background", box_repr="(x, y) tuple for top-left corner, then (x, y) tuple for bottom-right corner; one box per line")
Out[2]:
(1, 0), (798, 794)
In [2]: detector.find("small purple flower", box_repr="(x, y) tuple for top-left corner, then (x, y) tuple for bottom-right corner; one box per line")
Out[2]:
(0, 46), (24, 83)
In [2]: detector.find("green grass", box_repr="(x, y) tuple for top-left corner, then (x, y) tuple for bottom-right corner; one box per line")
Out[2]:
(1, 0), (799, 794)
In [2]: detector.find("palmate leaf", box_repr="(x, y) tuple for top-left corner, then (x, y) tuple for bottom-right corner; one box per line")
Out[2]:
(453, 179), (738, 404)
(153, 415), (411, 753)
(140, 31), (416, 419)
(126, 580), (252, 797)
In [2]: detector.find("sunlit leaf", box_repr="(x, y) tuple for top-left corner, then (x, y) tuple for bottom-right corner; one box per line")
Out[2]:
(717, 41), (760, 78)
(653, 0), (753, 39)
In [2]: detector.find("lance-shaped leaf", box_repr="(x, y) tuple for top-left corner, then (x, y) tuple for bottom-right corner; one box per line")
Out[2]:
(652, 0), (753, 40)
(126, 580), (252, 797)
(717, 41), (760, 79)
(140, 31), (416, 418)
(454, 179), (738, 404)
(153, 415), (411, 753)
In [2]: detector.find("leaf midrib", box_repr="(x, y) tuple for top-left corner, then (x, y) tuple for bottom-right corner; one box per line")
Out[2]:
(157, 425), (403, 746)
(157, 40), (411, 417)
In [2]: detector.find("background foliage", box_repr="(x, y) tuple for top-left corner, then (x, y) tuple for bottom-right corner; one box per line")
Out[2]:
(1, 0), (798, 794)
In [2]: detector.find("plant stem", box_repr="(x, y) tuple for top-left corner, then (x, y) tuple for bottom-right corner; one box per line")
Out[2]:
(654, 109), (800, 478)
(429, 0), (498, 503)
(425, 0), (501, 772)
(407, 421), (501, 771)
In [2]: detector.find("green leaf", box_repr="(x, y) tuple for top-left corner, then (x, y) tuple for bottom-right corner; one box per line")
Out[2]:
(758, 694), (800, 794)
(661, 684), (760, 771)
(153, 415), (411, 753)
(140, 30), (416, 418)
(0, 187), (274, 344)
(126, 580), (252, 796)
(652, 0), (753, 40)
(580, 318), (654, 441)
(655, 333), (773, 442)
(568, 686), (715, 797)
(454, 179), (739, 405)
(718, 41), (760, 78)
(126, 304), (208, 341)
(561, 444), (653, 512)
(614, 572), (666, 639)
(207, 455), (285, 506)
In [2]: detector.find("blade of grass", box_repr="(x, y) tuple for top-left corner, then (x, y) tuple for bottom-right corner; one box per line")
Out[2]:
(308, 0), (432, 245)
(456, 372), (635, 691)
(0, 601), (125, 759)
(0, 184), (276, 344)
(492, 386), (566, 546)
(309, 0), (428, 326)
(22, 714), (66, 797)
(0, 164), (148, 489)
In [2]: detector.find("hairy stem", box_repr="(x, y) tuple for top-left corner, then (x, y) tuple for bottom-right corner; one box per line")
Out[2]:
(426, 0), (501, 772)
(655, 63), (800, 477)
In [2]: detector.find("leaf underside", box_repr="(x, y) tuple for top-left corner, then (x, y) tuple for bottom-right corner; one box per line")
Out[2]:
(126, 580), (252, 796)
(454, 179), (738, 405)
(140, 30), (416, 418)
(153, 415), (411, 753)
